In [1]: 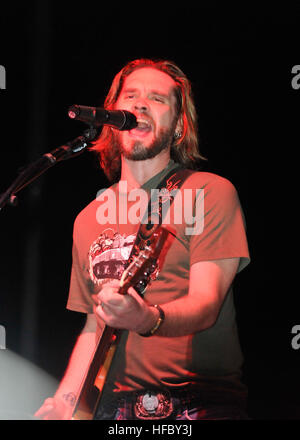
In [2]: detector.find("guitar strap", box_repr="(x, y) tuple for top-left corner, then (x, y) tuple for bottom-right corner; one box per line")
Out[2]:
(125, 164), (195, 294)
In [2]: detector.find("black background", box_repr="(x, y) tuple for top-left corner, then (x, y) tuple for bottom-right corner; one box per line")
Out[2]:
(0, 2), (299, 419)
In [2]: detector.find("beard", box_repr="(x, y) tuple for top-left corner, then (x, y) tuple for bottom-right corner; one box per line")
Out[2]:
(114, 125), (175, 161)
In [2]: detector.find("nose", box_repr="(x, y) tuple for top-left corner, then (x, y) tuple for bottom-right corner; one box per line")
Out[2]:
(134, 98), (148, 113)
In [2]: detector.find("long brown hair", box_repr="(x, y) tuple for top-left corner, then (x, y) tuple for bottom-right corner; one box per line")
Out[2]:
(90, 59), (206, 182)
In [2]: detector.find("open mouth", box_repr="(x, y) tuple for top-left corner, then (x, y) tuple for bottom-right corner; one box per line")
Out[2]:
(134, 118), (152, 133)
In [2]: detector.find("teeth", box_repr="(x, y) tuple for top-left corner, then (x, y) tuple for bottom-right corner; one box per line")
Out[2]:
(137, 119), (151, 128)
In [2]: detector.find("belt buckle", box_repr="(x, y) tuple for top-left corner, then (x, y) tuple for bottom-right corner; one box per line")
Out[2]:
(134, 390), (173, 420)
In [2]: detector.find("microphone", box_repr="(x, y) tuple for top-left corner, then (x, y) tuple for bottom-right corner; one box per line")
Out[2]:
(68, 105), (137, 130)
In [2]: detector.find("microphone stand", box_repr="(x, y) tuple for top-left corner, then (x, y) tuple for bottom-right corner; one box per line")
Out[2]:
(0, 127), (98, 211)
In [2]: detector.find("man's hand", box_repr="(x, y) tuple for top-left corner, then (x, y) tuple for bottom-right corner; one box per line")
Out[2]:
(92, 280), (158, 334)
(34, 396), (74, 420)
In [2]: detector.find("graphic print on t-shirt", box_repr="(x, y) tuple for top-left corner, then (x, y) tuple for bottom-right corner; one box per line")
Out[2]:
(88, 228), (136, 286)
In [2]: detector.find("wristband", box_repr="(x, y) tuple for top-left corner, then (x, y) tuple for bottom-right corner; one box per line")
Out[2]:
(139, 304), (165, 337)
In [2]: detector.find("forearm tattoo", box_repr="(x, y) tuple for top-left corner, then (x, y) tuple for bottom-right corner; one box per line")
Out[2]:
(62, 392), (77, 407)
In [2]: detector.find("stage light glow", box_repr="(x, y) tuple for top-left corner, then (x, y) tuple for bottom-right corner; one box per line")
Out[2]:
(0, 350), (58, 420)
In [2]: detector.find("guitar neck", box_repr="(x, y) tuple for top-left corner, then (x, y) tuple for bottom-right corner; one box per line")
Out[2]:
(72, 325), (121, 420)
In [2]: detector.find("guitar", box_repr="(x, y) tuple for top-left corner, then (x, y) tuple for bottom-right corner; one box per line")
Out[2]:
(72, 225), (169, 420)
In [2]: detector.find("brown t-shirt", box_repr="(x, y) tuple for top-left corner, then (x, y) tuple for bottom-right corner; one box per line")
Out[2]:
(67, 161), (250, 392)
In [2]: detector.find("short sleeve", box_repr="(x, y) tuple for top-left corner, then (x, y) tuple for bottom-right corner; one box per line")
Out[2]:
(189, 176), (250, 273)
(66, 220), (94, 314)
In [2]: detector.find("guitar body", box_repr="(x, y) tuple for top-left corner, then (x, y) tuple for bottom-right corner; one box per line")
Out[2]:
(72, 225), (169, 420)
(72, 327), (121, 420)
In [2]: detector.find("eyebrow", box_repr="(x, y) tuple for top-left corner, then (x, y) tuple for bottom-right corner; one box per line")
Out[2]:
(151, 90), (170, 99)
(122, 88), (171, 99)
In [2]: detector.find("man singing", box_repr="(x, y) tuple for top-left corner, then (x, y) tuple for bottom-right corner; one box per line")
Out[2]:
(35, 58), (250, 420)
